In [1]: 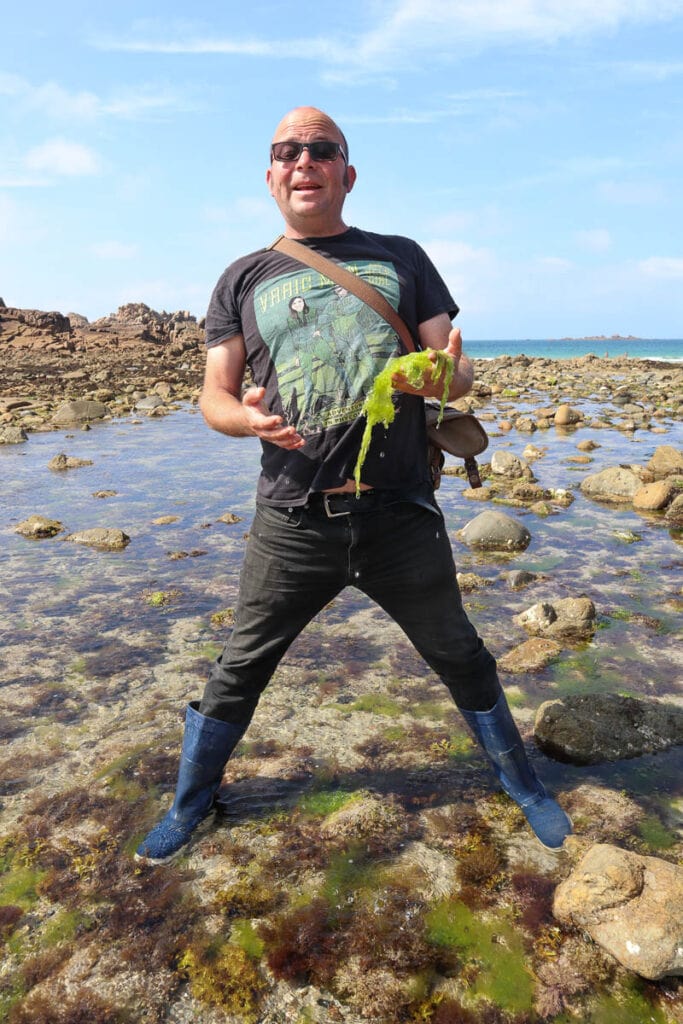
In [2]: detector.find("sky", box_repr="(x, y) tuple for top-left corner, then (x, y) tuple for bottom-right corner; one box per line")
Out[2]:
(2, 0), (683, 339)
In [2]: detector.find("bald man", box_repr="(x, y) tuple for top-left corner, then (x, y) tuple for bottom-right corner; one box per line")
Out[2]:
(136, 108), (571, 864)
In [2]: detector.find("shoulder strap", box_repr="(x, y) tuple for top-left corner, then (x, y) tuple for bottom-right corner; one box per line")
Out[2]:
(268, 234), (416, 353)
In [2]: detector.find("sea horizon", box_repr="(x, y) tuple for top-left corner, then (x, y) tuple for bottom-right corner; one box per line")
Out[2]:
(466, 337), (682, 363)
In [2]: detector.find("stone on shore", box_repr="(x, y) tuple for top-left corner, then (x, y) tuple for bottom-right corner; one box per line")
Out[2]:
(52, 399), (110, 426)
(14, 514), (64, 539)
(647, 445), (683, 479)
(580, 465), (642, 503)
(553, 843), (683, 979)
(0, 425), (28, 444)
(498, 637), (563, 673)
(515, 597), (596, 641)
(534, 693), (683, 764)
(64, 528), (130, 551)
(554, 403), (583, 426)
(48, 452), (94, 471)
(458, 510), (531, 551)
(665, 494), (683, 527)
(633, 479), (677, 511)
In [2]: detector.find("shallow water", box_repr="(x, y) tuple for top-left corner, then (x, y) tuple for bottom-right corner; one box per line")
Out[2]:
(2, 401), (681, 758)
(1, 401), (682, 1022)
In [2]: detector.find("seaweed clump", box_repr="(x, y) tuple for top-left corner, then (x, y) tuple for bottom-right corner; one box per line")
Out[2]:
(354, 348), (454, 493)
(178, 935), (265, 1023)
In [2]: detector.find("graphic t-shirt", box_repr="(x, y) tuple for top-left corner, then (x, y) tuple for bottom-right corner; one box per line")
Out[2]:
(205, 227), (458, 505)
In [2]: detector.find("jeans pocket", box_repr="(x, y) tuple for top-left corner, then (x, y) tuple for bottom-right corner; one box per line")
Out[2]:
(255, 503), (305, 529)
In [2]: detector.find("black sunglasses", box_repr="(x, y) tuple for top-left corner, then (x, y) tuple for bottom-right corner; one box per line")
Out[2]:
(270, 140), (347, 164)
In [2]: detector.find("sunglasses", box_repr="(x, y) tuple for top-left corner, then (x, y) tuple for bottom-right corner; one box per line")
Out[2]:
(270, 140), (347, 164)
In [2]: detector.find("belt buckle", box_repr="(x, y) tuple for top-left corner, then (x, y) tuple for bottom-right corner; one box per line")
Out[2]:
(323, 493), (352, 518)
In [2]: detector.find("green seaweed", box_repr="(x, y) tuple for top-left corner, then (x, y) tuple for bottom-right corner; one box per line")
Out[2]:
(297, 789), (358, 817)
(353, 349), (454, 494)
(637, 815), (678, 850)
(425, 899), (534, 1014)
(348, 693), (404, 717)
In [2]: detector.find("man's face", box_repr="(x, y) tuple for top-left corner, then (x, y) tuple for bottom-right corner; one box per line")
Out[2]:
(266, 107), (356, 238)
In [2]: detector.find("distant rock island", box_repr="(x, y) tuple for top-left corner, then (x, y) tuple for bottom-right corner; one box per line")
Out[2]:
(555, 334), (643, 342)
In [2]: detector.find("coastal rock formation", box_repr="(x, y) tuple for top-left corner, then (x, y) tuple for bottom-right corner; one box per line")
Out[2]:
(0, 302), (205, 431)
(515, 597), (596, 642)
(553, 843), (683, 979)
(534, 693), (683, 764)
(580, 466), (643, 503)
(497, 637), (563, 674)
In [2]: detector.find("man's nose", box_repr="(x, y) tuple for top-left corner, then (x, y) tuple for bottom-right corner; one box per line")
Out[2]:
(296, 145), (315, 168)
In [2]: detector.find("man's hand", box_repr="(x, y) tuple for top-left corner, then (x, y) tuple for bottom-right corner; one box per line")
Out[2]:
(242, 386), (305, 449)
(392, 327), (472, 400)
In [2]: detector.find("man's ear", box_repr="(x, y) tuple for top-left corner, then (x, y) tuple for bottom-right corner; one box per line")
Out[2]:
(266, 167), (274, 195)
(345, 164), (357, 192)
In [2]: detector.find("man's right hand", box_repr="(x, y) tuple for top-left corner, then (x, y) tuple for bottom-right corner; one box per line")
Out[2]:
(242, 387), (305, 449)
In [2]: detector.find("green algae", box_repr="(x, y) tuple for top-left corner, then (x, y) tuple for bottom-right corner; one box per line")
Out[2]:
(637, 815), (678, 851)
(425, 899), (534, 1014)
(348, 693), (404, 717)
(298, 789), (358, 817)
(353, 349), (454, 494)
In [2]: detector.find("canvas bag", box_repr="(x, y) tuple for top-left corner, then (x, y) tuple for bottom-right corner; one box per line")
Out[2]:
(268, 235), (488, 488)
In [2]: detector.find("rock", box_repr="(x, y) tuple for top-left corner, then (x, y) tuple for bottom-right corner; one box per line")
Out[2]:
(647, 445), (683, 479)
(580, 466), (642, 503)
(498, 637), (563, 673)
(534, 694), (683, 764)
(506, 569), (540, 590)
(555, 404), (583, 426)
(14, 514), (64, 539)
(48, 453), (94, 471)
(52, 399), (110, 426)
(217, 512), (244, 525)
(64, 528), (130, 551)
(665, 494), (683, 527)
(490, 450), (528, 478)
(633, 480), (676, 511)
(135, 395), (165, 411)
(0, 425), (28, 444)
(456, 571), (492, 592)
(459, 510), (531, 552)
(516, 597), (596, 641)
(553, 843), (683, 979)
(577, 439), (600, 451)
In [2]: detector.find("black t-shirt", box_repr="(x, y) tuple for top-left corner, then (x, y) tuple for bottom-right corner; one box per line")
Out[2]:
(205, 226), (458, 505)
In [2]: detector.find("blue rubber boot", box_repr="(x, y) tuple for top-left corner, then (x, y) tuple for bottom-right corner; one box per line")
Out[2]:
(460, 693), (572, 850)
(135, 702), (246, 865)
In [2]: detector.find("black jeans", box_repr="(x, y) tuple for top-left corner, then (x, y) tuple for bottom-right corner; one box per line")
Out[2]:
(200, 493), (500, 725)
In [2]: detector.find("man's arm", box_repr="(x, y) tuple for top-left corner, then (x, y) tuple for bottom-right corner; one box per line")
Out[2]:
(392, 312), (474, 401)
(199, 335), (305, 449)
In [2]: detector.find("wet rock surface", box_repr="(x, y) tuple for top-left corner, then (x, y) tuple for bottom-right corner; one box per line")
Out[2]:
(535, 694), (683, 764)
(554, 843), (683, 979)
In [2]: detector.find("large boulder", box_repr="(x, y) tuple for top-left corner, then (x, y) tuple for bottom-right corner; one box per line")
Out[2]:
(534, 693), (683, 764)
(458, 510), (531, 552)
(553, 844), (683, 979)
(64, 528), (130, 551)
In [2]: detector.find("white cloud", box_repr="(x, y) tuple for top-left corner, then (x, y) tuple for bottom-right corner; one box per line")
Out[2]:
(575, 228), (612, 252)
(25, 139), (102, 177)
(90, 2), (683, 71)
(90, 241), (138, 260)
(638, 256), (683, 279)
(0, 72), (198, 123)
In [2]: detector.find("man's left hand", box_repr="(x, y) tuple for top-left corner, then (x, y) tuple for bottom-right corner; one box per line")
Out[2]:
(392, 327), (469, 399)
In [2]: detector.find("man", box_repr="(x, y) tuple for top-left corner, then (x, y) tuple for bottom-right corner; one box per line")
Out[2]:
(136, 107), (571, 864)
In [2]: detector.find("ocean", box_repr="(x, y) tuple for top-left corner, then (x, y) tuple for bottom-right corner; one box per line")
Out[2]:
(467, 337), (682, 362)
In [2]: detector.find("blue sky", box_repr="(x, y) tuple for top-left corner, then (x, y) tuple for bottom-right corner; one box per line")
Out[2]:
(2, 1), (682, 339)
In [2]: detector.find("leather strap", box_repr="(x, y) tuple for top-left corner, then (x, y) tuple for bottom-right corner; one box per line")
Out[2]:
(268, 234), (416, 353)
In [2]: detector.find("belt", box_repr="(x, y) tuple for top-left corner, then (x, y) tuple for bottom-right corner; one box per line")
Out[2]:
(306, 489), (394, 518)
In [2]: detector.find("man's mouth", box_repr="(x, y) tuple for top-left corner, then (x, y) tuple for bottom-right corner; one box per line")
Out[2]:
(293, 182), (321, 191)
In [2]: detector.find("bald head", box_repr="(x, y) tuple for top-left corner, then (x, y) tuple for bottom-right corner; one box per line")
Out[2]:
(271, 106), (349, 161)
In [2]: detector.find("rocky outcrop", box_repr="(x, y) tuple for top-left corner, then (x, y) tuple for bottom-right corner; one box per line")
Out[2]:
(64, 528), (131, 551)
(553, 844), (683, 979)
(534, 693), (683, 764)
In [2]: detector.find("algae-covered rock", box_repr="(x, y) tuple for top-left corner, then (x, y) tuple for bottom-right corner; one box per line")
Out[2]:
(64, 528), (130, 551)
(15, 514), (64, 539)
